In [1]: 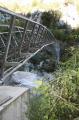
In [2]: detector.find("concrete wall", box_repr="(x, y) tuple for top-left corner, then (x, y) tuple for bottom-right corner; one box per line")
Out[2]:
(0, 86), (29, 120)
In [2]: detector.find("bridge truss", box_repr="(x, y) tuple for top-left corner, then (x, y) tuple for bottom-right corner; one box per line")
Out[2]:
(0, 7), (56, 82)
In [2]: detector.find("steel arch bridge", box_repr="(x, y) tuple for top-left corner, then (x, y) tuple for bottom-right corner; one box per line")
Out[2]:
(0, 7), (56, 82)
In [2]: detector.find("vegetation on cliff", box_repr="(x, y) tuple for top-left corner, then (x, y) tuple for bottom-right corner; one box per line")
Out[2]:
(24, 6), (79, 120)
(28, 46), (79, 120)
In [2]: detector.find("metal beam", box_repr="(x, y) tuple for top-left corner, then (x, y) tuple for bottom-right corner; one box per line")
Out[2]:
(19, 20), (28, 54)
(2, 15), (15, 76)
(5, 62), (20, 67)
(0, 7), (55, 39)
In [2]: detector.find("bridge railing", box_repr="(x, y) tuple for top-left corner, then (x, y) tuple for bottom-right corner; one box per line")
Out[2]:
(0, 7), (56, 81)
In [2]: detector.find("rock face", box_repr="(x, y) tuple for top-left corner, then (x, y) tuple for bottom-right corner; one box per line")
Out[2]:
(40, 59), (56, 72)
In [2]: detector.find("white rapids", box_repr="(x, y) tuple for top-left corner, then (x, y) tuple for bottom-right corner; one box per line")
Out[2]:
(11, 71), (43, 88)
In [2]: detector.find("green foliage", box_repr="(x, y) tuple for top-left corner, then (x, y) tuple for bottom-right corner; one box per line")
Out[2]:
(41, 10), (61, 28)
(50, 10), (62, 28)
(53, 29), (66, 41)
(28, 47), (79, 120)
(51, 27), (79, 43)
(41, 10), (79, 43)
(15, 19), (26, 27)
(41, 11), (53, 28)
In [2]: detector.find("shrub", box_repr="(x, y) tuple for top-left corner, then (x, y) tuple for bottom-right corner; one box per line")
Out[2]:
(28, 47), (79, 120)
(53, 29), (66, 41)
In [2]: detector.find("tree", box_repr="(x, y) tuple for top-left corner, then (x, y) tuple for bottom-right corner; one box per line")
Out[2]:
(41, 10), (61, 28)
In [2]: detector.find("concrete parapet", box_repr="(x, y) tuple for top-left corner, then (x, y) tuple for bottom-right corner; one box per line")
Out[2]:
(0, 86), (29, 120)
